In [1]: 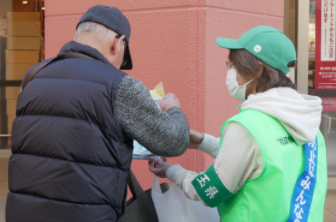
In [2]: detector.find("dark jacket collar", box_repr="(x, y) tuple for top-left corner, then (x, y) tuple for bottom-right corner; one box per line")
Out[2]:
(58, 41), (115, 68)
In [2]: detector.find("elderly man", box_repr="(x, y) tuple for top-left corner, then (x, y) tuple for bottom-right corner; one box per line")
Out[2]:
(6, 5), (189, 222)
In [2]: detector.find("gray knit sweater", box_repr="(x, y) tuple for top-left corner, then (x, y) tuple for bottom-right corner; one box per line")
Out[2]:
(116, 75), (190, 157)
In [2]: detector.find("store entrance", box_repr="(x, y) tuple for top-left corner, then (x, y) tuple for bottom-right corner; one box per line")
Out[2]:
(308, 0), (336, 177)
(285, 0), (336, 178)
(0, 0), (45, 221)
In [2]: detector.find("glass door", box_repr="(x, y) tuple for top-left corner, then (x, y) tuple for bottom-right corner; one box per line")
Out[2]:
(308, 0), (336, 177)
(0, 0), (45, 215)
(285, 0), (336, 177)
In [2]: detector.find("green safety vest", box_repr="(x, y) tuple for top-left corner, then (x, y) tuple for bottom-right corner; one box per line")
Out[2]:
(192, 108), (327, 222)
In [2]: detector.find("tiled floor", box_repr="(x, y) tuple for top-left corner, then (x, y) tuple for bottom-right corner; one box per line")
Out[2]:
(0, 198), (4, 222)
(0, 192), (335, 222)
(324, 190), (336, 222)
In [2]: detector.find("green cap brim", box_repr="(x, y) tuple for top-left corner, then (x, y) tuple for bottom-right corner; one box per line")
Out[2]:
(216, 37), (243, 49)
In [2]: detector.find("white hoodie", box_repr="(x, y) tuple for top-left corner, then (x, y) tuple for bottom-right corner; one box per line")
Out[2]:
(242, 87), (322, 145)
(166, 87), (323, 206)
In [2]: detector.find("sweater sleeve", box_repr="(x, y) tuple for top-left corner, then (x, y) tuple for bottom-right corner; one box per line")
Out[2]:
(115, 75), (190, 157)
(166, 122), (264, 206)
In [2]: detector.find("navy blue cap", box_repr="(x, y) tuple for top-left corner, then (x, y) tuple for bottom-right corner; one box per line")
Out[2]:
(77, 5), (133, 70)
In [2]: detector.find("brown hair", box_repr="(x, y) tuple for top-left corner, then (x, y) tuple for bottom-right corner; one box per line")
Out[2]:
(229, 49), (296, 92)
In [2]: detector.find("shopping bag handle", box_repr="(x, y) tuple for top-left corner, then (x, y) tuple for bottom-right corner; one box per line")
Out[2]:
(128, 170), (145, 198)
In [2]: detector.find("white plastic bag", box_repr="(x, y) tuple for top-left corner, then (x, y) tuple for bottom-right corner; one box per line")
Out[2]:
(151, 176), (220, 222)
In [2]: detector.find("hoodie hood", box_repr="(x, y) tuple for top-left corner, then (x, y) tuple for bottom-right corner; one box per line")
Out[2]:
(241, 87), (322, 145)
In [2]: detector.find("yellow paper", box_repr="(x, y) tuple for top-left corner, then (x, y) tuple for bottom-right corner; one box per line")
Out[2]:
(149, 82), (165, 101)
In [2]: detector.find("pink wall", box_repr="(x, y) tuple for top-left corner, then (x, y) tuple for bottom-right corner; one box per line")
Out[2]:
(45, 0), (284, 193)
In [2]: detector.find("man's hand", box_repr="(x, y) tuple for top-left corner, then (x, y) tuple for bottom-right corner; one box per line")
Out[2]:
(189, 130), (204, 149)
(148, 157), (171, 178)
(157, 93), (180, 112)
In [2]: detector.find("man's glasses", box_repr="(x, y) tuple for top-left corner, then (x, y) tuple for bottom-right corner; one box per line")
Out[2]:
(117, 36), (127, 48)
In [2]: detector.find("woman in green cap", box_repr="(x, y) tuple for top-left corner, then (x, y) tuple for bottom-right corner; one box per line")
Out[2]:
(148, 26), (327, 222)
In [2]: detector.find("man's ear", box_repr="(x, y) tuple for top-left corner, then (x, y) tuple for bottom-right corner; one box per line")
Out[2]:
(110, 38), (118, 56)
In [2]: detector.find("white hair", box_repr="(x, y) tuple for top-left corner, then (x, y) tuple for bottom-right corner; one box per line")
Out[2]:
(74, 22), (116, 42)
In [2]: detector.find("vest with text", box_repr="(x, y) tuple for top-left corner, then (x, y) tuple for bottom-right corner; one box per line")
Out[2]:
(219, 109), (327, 222)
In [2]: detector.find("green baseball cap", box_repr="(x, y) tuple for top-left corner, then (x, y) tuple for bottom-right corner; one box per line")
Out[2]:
(216, 26), (296, 74)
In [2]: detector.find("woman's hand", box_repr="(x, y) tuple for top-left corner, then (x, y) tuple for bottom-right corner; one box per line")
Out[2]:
(189, 130), (204, 149)
(148, 157), (171, 178)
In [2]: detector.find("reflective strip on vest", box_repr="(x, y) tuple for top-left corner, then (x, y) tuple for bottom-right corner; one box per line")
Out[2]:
(287, 137), (318, 222)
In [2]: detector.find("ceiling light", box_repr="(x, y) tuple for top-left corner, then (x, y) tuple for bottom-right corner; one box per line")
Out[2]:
(22, 1), (28, 4)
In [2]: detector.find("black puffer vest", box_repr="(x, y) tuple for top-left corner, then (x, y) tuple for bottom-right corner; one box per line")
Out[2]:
(6, 41), (133, 222)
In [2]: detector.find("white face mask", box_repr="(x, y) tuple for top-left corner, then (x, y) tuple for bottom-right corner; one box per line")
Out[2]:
(226, 68), (254, 101)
